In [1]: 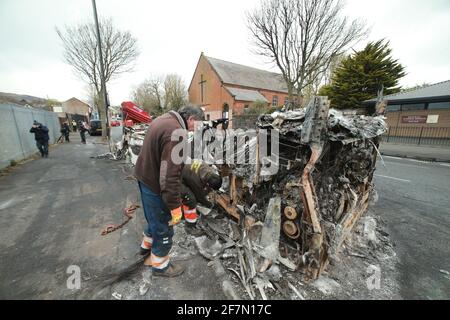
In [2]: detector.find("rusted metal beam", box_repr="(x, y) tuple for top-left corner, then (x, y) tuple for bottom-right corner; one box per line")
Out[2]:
(301, 146), (323, 234)
(214, 193), (240, 221)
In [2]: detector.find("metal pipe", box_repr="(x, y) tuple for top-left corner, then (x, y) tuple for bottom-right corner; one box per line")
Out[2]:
(418, 127), (424, 145)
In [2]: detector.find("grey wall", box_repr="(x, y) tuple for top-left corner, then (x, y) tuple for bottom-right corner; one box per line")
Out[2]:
(0, 103), (60, 169)
(231, 114), (260, 129)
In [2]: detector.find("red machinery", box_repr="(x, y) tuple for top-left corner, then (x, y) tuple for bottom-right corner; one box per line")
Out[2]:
(121, 101), (152, 127)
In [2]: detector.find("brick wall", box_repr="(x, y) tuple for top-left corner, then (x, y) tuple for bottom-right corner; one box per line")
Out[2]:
(188, 54), (234, 117)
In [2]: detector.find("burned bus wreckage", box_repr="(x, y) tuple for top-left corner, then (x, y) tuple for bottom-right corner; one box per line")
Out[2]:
(114, 96), (387, 296)
(205, 96), (388, 287)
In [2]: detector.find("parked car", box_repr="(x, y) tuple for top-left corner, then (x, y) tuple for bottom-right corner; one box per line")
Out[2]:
(89, 120), (102, 135)
(110, 117), (121, 127)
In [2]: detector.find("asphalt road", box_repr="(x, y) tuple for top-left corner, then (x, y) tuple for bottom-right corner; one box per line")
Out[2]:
(0, 133), (224, 299)
(373, 156), (450, 300)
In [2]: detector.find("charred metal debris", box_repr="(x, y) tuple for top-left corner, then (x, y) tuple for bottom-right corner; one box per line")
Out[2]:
(95, 124), (149, 163)
(197, 96), (387, 298)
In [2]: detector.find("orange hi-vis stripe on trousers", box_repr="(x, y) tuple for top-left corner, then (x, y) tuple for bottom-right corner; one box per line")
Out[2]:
(150, 253), (169, 270)
(183, 205), (198, 223)
(141, 233), (153, 250)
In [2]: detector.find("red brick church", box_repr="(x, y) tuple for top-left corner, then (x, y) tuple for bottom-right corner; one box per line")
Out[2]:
(188, 53), (291, 124)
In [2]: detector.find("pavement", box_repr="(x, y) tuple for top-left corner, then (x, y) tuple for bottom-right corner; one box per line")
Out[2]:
(0, 132), (224, 300)
(380, 142), (450, 163)
(373, 156), (450, 300)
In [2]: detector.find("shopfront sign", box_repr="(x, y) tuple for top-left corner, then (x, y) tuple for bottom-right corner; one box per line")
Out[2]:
(401, 115), (427, 123)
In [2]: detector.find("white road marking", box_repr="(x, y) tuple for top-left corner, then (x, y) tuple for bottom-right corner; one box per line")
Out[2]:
(407, 159), (430, 164)
(0, 199), (15, 210)
(374, 174), (411, 183)
(383, 156), (403, 160)
(439, 163), (450, 167)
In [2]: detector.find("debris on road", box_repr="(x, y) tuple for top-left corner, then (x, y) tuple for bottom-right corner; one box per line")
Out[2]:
(101, 96), (400, 300)
(312, 276), (341, 295)
(112, 292), (122, 300)
(287, 281), (305, 300)
(100, 204), (140, 236)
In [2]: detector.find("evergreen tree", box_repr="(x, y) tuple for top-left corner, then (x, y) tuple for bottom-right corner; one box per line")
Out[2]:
(319, 40), (406, 109)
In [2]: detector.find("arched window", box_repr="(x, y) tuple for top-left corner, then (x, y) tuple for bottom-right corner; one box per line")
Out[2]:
(272, 96), (278, 107)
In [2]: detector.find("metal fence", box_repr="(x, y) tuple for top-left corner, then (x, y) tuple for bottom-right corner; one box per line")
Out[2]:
(381, 126), (450, 147)
(0, 103), (60, 169)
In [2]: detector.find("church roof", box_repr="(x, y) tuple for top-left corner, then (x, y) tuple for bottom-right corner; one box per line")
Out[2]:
(225, 86), (269, 102)
(205, 55), (289, 93)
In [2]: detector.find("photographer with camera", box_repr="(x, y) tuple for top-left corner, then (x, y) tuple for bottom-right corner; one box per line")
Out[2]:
(29, 120), (50, 158)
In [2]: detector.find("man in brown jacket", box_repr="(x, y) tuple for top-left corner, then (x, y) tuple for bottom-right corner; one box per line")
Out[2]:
(134, 106), (204, 277)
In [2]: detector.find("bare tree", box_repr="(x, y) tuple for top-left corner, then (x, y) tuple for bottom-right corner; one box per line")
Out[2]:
(131, 74), (187, 115)
(85, 84), (101, 117)
(302, 53), (346, 105)
(247, 0), (367, 106)
(131, 77), (164, 115)
(323, 53), (346, 86)
(56, 18), (139, 137)
(164, 74), (187, 111)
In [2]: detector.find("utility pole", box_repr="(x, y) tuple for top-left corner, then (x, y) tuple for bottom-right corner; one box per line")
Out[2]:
(91, 0), (110, 144)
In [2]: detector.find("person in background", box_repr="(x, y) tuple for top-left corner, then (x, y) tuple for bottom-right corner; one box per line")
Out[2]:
(61, 122), (70, 142)
(78, 120), (87, 144)
(30, 120), (49, 158)
(72, 119), (77, 132)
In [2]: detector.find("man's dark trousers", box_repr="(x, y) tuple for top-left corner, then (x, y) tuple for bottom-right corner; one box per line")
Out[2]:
(138, 181), (173, 263)
(36, 141), (48, 157)
(80, 131), (86, 143)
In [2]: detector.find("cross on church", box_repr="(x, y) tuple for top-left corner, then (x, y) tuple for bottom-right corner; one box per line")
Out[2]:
(199, 74), (206, 103)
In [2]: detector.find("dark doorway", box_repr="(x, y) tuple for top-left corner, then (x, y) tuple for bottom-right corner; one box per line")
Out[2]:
(222, 103), (229, 129)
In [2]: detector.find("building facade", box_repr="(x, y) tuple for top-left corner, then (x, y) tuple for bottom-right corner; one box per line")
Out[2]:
(62, 97), (91, 124)
(188, 53), (291, 125)
(365, 80), (450, 127)
(364, 80), (450, 145)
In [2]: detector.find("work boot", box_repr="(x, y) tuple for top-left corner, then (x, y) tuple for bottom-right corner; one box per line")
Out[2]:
(143, 254), (152, 266)
(140, 247), (151, 256)
(140, 233), (152, 255)
(152, 262), (185, 278)
(185, 222), (205, 237)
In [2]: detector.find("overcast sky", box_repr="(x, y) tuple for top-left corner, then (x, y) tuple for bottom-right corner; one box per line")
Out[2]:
(1, 0), (449, 105)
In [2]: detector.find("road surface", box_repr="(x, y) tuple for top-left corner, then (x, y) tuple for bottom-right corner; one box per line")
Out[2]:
(373, 156), (450, 300)
(0, 133), (224, 299)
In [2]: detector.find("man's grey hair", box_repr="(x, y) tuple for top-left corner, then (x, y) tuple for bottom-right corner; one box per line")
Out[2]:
(178, 105), (204, 121)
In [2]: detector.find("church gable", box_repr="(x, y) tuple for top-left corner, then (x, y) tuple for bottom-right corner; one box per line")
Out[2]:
(188, 53), (233, 110)
(188, 53), (291, 120)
